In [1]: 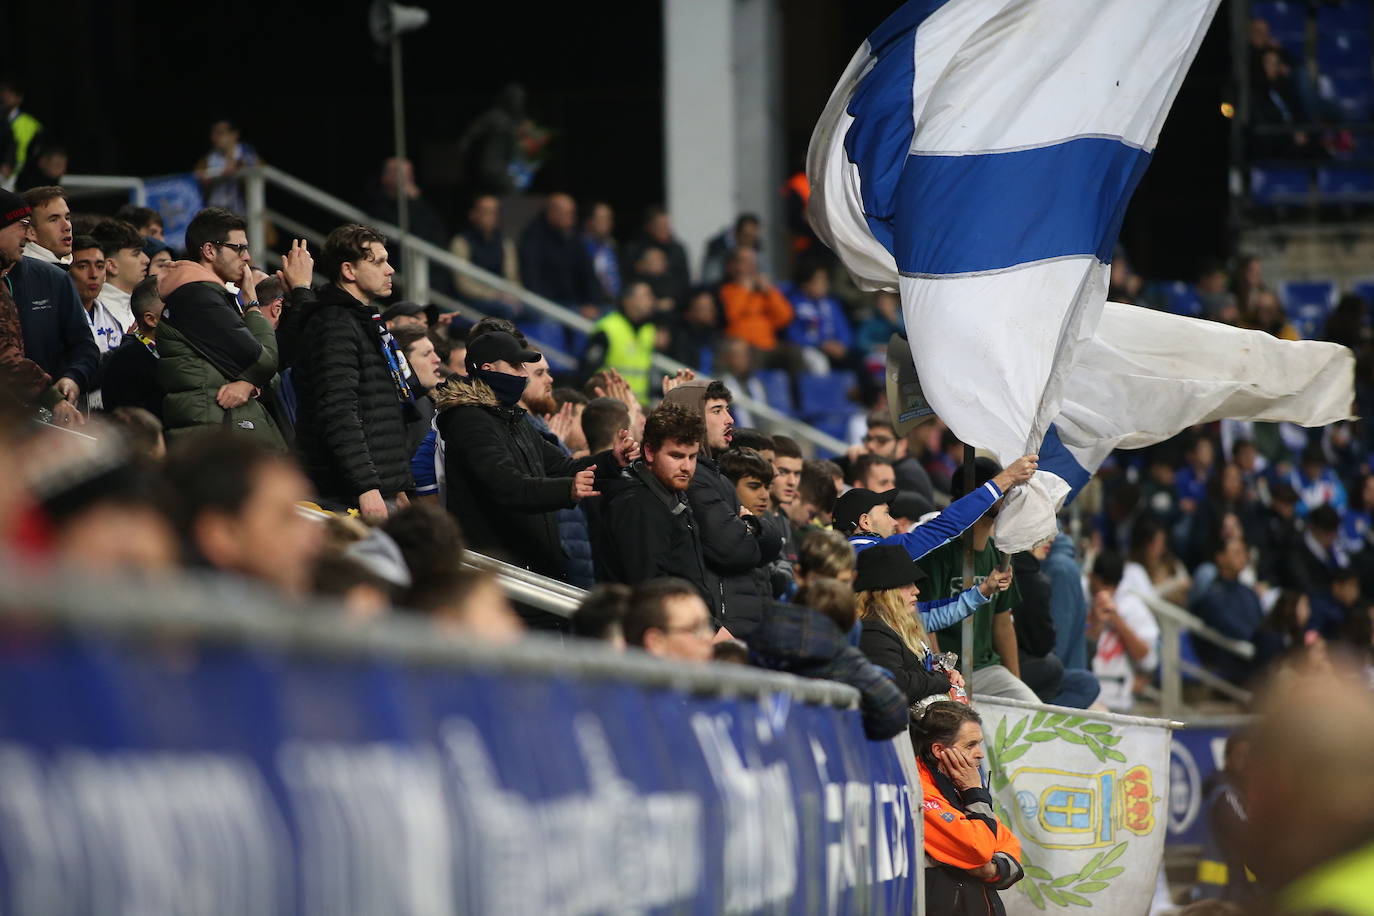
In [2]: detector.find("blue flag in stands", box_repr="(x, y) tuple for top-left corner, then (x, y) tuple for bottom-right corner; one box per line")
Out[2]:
(809, 0), (1354, 551)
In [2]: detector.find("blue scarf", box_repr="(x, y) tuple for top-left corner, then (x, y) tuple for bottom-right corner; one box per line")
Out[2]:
(371, 315), (416, 405)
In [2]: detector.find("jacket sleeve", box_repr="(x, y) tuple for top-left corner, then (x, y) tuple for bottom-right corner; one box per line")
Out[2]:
(166, 284), (267, 381)
(54, 274), (99, 391)
(443, 411), (578, 513)
(605, 492), (673, 584)
(829, 647), (909, 740)
(887, 480), (1002, 560)
(237, 310), (279, 388)
(919, 586), (989, 633)
(764, 286), (794, 329)
(923, 784), (1023, 872)
(858, 625), (951, 704)
(689, 475), (762, 573)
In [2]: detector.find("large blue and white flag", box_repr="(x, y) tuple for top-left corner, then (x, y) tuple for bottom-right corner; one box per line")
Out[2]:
(809, 0), (1352, 551)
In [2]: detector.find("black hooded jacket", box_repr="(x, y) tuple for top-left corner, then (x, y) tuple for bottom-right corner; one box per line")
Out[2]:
(434, 374), (618, 586)
(290, 284), (416, 502)
(596, 462), (710, 604)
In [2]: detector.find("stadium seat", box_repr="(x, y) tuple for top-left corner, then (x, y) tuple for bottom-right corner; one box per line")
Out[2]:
(798, 371), (856, 415)
(1317, 32), (1372, 77)
(1317, 0), (1372, 36)
(1161, 281), (1204, 318)
(1325, 72), (1374, 120)
(755, 368), (794, 413)
(1317, 165), (1374, 202)
(1253, 0), (1307, 56)
(1250, 165), (1311, 205)
(1282, 280), (1337, 338)
(1353, 281), (1374, 306)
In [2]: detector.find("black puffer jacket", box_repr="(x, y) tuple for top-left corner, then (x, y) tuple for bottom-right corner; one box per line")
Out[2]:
(434, 375), (618, 584)
(596, 462), (710, 603)
(686, 456), (781, 638)
(290, 285), (415, 503)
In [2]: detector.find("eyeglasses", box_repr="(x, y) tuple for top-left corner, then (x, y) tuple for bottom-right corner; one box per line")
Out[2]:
(214, 241), (251, 255)
(661, 619), (714, 638)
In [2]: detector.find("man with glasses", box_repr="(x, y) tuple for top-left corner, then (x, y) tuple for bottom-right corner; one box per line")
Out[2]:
(623, 578), (714, 663)
(857, 416), (934, 502)
(154, 206), (284, 447)
(0, 188), (97, 426)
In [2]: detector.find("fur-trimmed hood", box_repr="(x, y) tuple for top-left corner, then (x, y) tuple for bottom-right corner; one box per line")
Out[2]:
(433, 374), (508, 412)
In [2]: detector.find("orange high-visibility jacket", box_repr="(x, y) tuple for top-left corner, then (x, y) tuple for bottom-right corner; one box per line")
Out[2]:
(719, 282), (794, 350)
(919, 758), (1022, 871)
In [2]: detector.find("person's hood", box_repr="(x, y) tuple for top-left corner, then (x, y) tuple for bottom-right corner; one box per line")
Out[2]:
(433, 374), (509, 413)
(22, 243), (70, 266)
(748, 601), (845, 666)
(157, 260), (223, 299)
(343, 529), (412, 589)
(662, 378), (709, 414)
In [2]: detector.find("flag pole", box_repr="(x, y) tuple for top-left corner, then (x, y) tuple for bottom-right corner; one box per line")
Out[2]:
(960, 444), (976, 689)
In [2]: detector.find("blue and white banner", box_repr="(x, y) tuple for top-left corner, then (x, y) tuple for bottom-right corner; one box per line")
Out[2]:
(809, 1), (1356, 551)
(0, 629), (920, 915)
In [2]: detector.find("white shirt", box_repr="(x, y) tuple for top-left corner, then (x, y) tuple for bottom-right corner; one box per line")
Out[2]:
(1091, 562), (1160, 712)
(99, 283), (134, 335)
(22, 243), (72, 266)
(86, 300), (124, 354)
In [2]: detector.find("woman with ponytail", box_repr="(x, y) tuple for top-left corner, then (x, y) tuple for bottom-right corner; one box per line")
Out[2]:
(911, 700), (1024, 914)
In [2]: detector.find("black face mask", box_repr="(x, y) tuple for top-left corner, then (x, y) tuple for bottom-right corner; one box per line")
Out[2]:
(473, 367), (528, 407)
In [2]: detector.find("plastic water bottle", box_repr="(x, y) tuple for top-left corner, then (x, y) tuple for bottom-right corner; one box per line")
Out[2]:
(933, 652), (969, 704)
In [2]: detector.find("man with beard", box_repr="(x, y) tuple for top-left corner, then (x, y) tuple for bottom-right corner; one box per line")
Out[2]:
(599, 402), (710, 603)
(435, 330), (637, 621)
(662, 378), (781, 638)
(0, 188), (94, 426)
(915, 457), (1039, 702)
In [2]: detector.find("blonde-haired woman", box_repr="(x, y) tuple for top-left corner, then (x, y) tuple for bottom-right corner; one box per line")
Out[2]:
(855, 544), (965, 704)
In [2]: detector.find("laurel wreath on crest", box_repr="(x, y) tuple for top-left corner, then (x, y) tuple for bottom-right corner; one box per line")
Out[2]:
(985, 711), (1130, 909)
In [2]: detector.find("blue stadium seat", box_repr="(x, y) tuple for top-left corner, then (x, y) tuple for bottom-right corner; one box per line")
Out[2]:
(755, 368), (794, 412)
(1250, 165), (1311, 205)
(1317, 32), (1372, 77)
(1253, 0), (1307, 55)
(1317, 0), (1372, 36)
(798, 371), (856, 415)
(808, 411), (857, 444)
(1282, 280), (1337, 338)
(1353, 281), (1374, 306)
(1317, 165), (1374, 201)
(1162, 281), (1204, 318)
(1326, 72), (1374, 120)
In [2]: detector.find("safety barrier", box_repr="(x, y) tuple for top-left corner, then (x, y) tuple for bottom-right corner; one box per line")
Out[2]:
(1138, 591), (1255, 718)
(0, 567), (923, 915)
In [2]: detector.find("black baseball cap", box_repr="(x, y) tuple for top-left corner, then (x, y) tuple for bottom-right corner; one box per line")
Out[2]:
(832, 487), (898, 535)
(465, 330), (540, 373)
(381, 300), (425, 322)
(853, 544), (929, 592)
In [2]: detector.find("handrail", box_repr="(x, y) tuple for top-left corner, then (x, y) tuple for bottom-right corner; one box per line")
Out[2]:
(243, 165), (850, 455)
(61, 174), (147, 206)
(0, 562), (859, 708)
(1137, 589), (1255, 718)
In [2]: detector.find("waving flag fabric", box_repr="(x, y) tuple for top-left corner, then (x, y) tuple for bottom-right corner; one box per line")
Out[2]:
(809, 0), (1352, 551)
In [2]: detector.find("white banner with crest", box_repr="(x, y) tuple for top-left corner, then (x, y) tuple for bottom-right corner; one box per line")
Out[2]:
(975, 696), (1173, 914)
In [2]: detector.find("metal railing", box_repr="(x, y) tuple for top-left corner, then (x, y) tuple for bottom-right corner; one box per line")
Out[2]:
(1139, 590), (1255, 717)
(61, 174), (147, 206)
(0, 561), (859, 708)
(241, 165), (850, 454)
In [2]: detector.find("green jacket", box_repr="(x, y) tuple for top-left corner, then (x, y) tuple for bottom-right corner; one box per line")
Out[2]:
(156, 261), (285, 450)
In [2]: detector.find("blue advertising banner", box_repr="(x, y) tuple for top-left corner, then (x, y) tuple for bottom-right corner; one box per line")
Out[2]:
(0, 631), (919, 915)
(1166, 725), (1243, 846)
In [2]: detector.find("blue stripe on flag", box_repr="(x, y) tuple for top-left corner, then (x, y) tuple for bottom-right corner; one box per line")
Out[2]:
(1038, 424), (1092, 504)
(893, 137), (1152, 276)
(843, 0), (952, 256)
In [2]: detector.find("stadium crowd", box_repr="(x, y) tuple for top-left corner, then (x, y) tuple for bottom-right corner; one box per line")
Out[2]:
(3, 106), (1374, 732)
